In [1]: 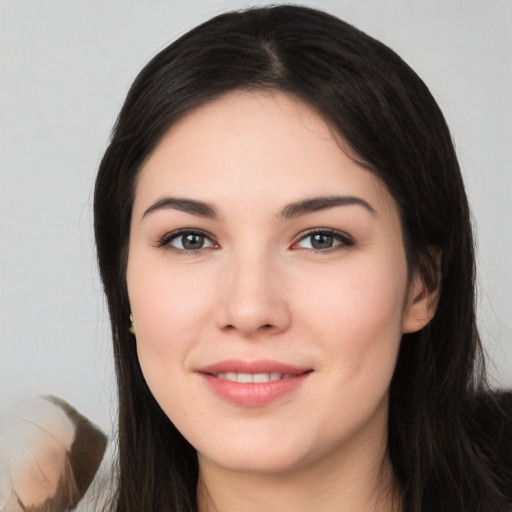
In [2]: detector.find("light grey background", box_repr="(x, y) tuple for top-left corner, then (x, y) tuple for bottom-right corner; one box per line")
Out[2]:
(1, 0), (511, 434)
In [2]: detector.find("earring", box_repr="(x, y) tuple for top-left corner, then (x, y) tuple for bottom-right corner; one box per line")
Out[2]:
(129, 314), (135, 334)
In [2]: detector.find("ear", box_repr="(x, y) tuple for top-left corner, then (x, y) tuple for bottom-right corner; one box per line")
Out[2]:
(402, 249), (442, 333)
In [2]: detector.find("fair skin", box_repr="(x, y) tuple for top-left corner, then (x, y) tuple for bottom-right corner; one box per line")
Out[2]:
(127, 90), (435, 512)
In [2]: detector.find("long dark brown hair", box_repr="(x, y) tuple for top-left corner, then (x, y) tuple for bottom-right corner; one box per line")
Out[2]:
(94, 5), (511, 511)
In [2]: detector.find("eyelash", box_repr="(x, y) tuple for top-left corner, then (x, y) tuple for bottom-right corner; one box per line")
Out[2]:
(293, 228), (355, 253)
(157, 228), (354, 255)
(157, 229), (218, 255)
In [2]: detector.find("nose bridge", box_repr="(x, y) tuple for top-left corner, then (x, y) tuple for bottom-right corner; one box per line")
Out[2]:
(217, 240), (290, 336)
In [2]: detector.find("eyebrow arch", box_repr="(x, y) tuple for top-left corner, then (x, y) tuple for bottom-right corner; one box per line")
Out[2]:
(142, 197), (218, 219)
(142, 194), (375, 220)
(280, 195), (376, 219)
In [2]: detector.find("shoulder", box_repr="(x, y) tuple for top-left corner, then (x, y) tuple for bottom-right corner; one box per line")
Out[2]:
(466, 390), (512, 501)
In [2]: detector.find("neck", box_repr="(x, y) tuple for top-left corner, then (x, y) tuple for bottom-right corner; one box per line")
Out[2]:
(196, 410), (401, 512)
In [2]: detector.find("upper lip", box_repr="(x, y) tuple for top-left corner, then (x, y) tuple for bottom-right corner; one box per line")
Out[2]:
(197, 359), (312, 375)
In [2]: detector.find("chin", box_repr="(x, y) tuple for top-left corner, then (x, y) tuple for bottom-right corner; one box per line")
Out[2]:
(193, 424), (324, 476)
(200, 446), (309, 475)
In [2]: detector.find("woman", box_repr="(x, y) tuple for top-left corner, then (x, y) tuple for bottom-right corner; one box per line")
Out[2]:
(94, 5), (511, 511)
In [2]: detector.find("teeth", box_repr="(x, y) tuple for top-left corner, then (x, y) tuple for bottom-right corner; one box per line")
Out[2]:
(214, 372), (291, 383)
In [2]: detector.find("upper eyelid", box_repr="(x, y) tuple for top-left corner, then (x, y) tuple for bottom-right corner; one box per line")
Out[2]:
(160, 228), (216, 242)
(156, 229), (218, 253)
(156, 227), (353, 248)
(291, 229), (355, 252)
(294, 227), (353, 241)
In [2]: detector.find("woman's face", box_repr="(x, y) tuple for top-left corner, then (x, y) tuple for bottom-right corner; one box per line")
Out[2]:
(127, 91), (429, 475)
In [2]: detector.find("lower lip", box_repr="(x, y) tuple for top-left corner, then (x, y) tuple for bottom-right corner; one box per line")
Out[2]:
(200, 373), (311, 407)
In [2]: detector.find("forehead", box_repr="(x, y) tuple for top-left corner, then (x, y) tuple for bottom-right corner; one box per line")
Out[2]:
(134, 90), (395, 217)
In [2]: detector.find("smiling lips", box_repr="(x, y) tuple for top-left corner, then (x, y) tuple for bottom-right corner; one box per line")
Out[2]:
(197, 359), (313, 407)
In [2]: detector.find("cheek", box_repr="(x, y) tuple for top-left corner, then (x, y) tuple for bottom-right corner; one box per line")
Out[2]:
(289, 258), (408, 445)
(128, 267), (218, 436)
(127, 258), (216, 387)
(297, 255), (408, 379)
(129, 250), (215, 325)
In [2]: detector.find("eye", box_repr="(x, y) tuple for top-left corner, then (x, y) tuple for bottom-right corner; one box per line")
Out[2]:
(294, 229), (354, 252)
(159, 229), (216, 252)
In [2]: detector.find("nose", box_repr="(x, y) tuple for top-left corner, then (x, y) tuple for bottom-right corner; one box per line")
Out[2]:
(215, 250), (291, 337)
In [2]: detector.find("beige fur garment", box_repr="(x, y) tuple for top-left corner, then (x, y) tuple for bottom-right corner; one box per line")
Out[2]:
(0, 396), (107, 512)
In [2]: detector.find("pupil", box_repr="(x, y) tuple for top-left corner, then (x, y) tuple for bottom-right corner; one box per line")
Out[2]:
(183, 234), (204, 250)
(311, 233), (333, 249)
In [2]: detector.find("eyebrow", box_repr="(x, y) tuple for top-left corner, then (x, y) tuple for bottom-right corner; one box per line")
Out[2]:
(142, 194), (376, 220)
(280, 195), (376, 219)
(143, 197), (219, 219)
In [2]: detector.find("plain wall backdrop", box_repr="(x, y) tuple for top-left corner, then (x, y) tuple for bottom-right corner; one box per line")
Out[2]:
(1, 0), (511, 435)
